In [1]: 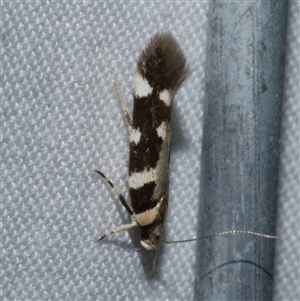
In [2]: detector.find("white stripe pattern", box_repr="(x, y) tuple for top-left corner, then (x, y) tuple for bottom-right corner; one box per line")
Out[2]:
(156, 122), (167, 140)
(135, 203), (161, 226)
(134, 72), (153, 98)
(159, 89), (171, 106)
(130, 128), (142, 144)
(128, 168), (156, 189)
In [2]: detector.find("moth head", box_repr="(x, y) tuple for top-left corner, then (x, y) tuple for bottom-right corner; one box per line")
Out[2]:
(140, 238), (156, 250)
(140, 223), (163, 250)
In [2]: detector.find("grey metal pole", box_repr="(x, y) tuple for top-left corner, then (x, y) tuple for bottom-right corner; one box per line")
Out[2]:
(195, 2), (288, 300)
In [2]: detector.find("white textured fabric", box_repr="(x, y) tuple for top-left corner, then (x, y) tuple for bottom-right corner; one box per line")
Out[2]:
(2, 2), (207, 301)
(2, 2), (298, 301)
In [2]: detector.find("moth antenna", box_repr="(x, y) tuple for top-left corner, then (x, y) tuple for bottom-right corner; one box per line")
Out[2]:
(122, 132), (130, 141)
(95, 170), (133, 215)
(97, 221), (137, 242)
(114, 82), (132, 127)
(161, 230), (279, 244)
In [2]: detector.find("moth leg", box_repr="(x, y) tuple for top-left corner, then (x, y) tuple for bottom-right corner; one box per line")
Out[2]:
(113, 82), (132, 128)
(97, 221), (137, 242)
(95, 170), (133, 215)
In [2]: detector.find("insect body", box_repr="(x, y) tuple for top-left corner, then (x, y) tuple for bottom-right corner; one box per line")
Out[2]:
(96, 32), (189, 268)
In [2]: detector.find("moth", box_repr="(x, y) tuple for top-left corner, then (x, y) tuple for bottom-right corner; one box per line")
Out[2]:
(97, 32), (188, 260)
(96, 32), (278, 274)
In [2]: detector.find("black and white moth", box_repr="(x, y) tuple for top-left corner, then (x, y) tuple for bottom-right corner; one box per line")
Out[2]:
(97, 32), (189, 251)
(96, 32), (278, 273)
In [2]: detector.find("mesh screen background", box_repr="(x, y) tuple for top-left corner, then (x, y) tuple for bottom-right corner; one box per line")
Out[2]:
(2, 2), (299, 301)
(273, 2), (300, 301)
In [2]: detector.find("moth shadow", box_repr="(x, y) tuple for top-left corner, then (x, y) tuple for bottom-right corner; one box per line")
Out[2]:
(171, 102), (191, 152)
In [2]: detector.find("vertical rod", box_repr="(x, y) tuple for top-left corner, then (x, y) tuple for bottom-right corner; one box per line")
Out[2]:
(196, 2), (288, 300)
